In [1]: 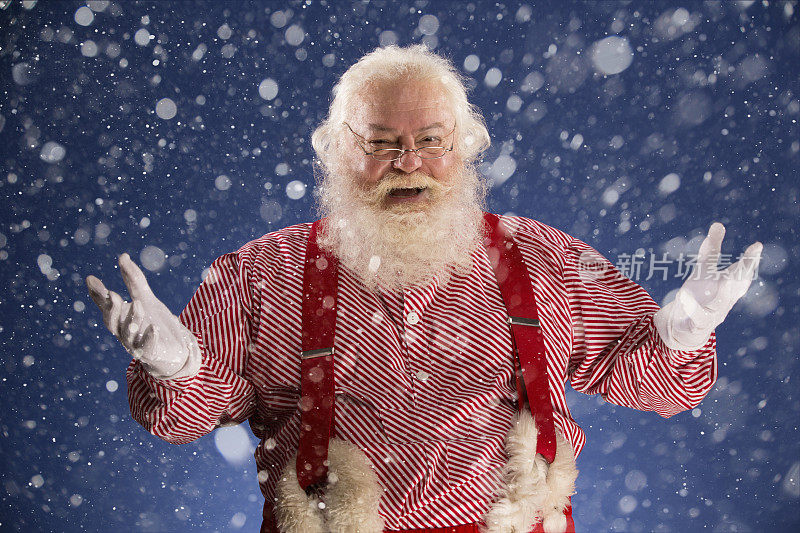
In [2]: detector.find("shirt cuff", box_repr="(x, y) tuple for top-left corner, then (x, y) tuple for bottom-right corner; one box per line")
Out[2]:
(654, 325), (716, 367)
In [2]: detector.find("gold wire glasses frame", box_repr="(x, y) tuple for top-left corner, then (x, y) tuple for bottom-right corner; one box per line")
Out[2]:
(344, 122), (455, 161)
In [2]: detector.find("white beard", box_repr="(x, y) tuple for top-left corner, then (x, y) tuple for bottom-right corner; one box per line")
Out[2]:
(316, 163), (486, 291)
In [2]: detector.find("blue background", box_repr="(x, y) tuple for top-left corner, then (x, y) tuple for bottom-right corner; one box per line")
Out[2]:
(1, 1), (798, 531)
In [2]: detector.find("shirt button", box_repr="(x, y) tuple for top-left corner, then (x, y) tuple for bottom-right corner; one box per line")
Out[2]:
(415, 370), (430, 381)
(406, 311), (420, 325)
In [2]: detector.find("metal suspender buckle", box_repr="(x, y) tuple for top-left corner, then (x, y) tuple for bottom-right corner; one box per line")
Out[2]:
(301, 347), (335, 359)
(507, 316), (540, 327)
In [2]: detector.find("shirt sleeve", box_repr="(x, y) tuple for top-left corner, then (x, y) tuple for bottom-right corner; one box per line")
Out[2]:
(126, 251), (257, 444)
(564, 237), (717, 418)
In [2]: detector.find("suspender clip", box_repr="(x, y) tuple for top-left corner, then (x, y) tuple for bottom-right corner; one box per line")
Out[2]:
(507, 316), (540, 327)
(301, 347), (335, 359)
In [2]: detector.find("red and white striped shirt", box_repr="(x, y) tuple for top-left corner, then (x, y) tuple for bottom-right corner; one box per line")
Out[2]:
(127, 215), (717, 530)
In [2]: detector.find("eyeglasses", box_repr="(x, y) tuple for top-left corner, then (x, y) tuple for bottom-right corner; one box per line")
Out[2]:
(344, 122), (455, 161)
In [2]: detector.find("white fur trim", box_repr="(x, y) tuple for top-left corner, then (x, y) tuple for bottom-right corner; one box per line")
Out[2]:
(274, 438), (385, 533)
(482, 410), (578, 533)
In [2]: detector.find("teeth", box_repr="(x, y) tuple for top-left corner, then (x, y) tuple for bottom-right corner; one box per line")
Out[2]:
(389, 187), (424, 197)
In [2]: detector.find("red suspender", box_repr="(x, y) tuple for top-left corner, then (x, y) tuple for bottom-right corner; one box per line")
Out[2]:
(297, 219), (339, 491)
(295, 212), (556, 492)
(482, 212), (556, 463)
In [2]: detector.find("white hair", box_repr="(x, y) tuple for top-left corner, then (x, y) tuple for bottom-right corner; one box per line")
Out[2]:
(311, 45), (491, 176)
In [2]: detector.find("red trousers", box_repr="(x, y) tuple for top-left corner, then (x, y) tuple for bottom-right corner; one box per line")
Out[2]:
(261, 502), (575, 532)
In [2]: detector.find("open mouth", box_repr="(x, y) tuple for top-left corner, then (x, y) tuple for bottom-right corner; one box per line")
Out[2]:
(388, 187), (426, 199)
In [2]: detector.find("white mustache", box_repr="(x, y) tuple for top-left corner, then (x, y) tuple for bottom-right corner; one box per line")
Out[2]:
(365, 172), (449, 204)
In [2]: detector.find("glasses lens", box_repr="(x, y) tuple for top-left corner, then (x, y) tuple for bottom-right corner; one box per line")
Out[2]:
(372, 149), (403, 161)
(417, 147), (446, 159)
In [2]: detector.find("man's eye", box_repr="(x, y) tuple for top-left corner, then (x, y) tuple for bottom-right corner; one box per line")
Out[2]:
(369, 140), (393, 146)
(419, 137), (441, 145)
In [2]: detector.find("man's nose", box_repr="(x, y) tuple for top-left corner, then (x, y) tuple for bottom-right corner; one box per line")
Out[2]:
(392, 150), (423, 173)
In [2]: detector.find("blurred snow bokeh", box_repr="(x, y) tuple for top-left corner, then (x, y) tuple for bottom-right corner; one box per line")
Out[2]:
(1, 1), (797, 532)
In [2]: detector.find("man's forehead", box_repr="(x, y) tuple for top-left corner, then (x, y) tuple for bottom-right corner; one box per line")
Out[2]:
(352, 80), (455, 131)
(365, 121), (448, 134)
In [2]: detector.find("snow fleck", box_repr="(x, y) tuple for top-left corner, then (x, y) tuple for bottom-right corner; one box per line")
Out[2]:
(285, 25), (305, 46)
(418, 15), (440, 36)
(259, 200), (283, 223)
(40, 141), (66, 163)
(484, 67), (502, 88)
(73, 301), (85, 313)
(155, 98), (177, 120)
(369, 255), (381, 272)
(739, 279), (778, 317)
(378, 31), (398, 47)
(183, 209), (197, 223)
(463, 54), (480, 73)
(69, 494), (83, 507)
(523, 101), (547, 123)
(783, 462), (800, 498)
(322, 53), (336, 67)
(654, 8), (698, 40)
(516, 5), (532, 22)
(12, 63), (38, 85)
(37, 254), (53, 275)
(30, 475), (44, 488)
(87, 1), (109, 11)
(619, 495), (637, 514)
(105, 42), (120, 58)
(106, 380), (118, 392)
(221, 43), (236, 59)
(74, 6), (94, 26)
(214, 425), (255, 465)
(486, 154), (516, 186)
(134, 28), (151, 46)
(672, 7), (690, 25)
(139, 245), (166, 272)
(270, 11), (288, 28)
(285, 180), (306, 200)
(602, 189), (619, 206)
(521, 71), (545, 93)
(217, 23), (232, 40)
(739, 55), (769, 84)
(74, 228), (91, 245)
(625, 470), (647, 491)
(230, 512), (247, 528)
(758, 243), (788, 275)
(81, 40), (99, 58)
(591, 36), (634, 75)
(658, 173), (681, 195)
(677, 91), (711, 125)
(215, 174), (232, 191)
(506, 94), (523, 112)
(192, 44), (207, 61)
(258, 78), (279, 101)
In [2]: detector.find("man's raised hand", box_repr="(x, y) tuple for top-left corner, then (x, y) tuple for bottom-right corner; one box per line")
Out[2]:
(86, 253), (201, 379)
(654, 223), (763, 351)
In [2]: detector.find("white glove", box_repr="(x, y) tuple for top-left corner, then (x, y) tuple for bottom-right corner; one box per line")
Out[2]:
(86, 253), (201, 379)
(654, 223), (762, 351)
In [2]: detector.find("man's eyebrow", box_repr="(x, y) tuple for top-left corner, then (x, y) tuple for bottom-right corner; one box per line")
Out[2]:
(366, 122), (447, 134)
